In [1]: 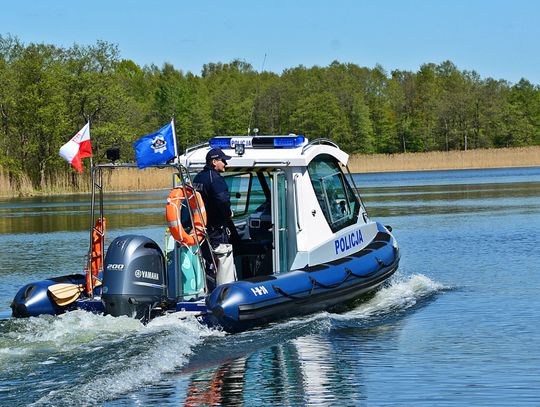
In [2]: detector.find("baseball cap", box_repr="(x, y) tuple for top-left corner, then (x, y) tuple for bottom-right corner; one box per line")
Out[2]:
(206, 148), (232, 163)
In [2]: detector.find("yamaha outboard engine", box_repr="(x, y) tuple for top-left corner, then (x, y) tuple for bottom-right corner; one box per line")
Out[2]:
(102, 235), (166, 320)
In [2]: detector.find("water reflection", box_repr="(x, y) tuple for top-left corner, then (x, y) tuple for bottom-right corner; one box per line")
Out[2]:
(184, 357), (247, 406)
(177, 331), (382, 406)
(362, 181), (540, 218)
(0, 191), (170, 234)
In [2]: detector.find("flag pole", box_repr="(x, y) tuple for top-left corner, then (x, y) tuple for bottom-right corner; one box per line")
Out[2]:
(87, 119), (95, 296)
(171, 117), (179, 163)
(87, 119), (93, 170)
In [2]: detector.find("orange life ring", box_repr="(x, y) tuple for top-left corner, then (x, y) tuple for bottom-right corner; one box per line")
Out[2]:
(166, 186), (207, 246)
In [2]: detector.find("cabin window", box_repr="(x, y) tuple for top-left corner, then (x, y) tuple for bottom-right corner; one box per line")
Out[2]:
(307, 154), (359, 232)
(225, 173), (253, 217)
(224, 171), (270, 219)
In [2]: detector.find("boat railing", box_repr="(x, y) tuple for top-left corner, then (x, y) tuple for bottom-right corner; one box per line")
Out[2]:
(184, 141), (209, 155)
(174, 165), (217, 289)
(301, 138), (339, 155)
(87, 162), (214, 299)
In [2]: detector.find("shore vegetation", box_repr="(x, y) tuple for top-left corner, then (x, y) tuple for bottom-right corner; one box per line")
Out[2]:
(1, 36), (539, 196)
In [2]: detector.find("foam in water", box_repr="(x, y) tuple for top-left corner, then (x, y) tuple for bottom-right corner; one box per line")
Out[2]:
(339, 272), (445, 320)
(1, 310), (142, 357)
(239, 273), (445, 342)
(31, 313), (223, 406)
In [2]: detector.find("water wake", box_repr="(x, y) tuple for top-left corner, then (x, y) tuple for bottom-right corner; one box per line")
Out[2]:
(0, 311), (223, 406)
(1, 274), (445, 406)
(1, 311), (142, 355)
(232, 273), (446, 348)
(31, 313), (223, 406)
(335, 272), (446, 320)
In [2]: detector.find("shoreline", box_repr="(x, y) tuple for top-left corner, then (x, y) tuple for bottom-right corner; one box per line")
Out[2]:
(1, 146), (539, 198)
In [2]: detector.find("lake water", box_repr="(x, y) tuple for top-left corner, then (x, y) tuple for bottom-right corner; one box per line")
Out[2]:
(0, 167), (539, 406)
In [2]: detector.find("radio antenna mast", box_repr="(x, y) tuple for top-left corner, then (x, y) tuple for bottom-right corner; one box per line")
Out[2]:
(247, 53), (267, 136)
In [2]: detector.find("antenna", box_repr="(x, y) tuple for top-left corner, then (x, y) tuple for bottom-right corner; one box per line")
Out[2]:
(247, 53), (267, 136)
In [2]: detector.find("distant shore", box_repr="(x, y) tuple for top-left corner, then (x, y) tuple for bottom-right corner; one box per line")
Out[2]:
(348, 146), (540, 173)
(1, 146), (539, 198)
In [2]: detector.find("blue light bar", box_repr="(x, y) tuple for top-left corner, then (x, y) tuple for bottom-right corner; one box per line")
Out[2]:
(208, 135), (306, 150)
(209, 137), (232, 149)
(273, 135), (305, 148)
(252, 135), (306, 148)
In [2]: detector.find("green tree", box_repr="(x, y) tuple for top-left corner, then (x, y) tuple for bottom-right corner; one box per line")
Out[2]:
(204, 60), (256, 135)
(350, 94), (375, 153)
(290, 92), (352, 148)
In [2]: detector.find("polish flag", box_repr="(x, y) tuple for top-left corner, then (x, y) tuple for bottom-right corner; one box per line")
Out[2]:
(59, 123), (92, 172)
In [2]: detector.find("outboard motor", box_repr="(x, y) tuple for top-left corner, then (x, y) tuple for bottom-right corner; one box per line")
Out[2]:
(102, 235), (166, 320)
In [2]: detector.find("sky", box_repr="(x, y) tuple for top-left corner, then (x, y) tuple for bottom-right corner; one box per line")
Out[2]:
(1, 0), (539, 84)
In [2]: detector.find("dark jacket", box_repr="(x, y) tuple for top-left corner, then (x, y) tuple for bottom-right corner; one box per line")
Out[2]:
(192, 165), (232, 231)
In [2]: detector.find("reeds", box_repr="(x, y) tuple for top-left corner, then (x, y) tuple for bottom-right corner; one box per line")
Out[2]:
(1, 146), (539, 197)
(0, 167), (177, 197)
(100, 167), (177, 191)
(348, 146), (540, 173)
(0, 167), (34, 197)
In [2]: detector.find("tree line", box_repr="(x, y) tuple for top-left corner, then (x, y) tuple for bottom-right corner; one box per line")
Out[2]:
(1, 36), (539, 188)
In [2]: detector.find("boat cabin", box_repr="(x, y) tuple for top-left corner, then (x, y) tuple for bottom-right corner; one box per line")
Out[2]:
(177, 135), (378, 288)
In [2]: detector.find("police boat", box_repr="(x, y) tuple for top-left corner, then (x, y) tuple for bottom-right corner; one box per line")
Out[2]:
(11, 135), (400, 333)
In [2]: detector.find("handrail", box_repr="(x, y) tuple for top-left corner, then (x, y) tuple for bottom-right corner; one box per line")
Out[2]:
(94, 162), (181, 170)
(301, 138), (339, 155)
(185, 141), (209, 155)
(293, 174), (302, 232)
(253, 160), (291, 166)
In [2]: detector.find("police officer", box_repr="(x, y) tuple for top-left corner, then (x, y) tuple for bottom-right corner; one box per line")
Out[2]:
(193, 148), (236, 290)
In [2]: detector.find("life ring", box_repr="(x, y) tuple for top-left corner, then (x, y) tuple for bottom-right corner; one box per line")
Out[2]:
(166, 186), (207, 246)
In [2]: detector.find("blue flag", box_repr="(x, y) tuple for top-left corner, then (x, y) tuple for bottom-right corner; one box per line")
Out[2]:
(133, 122), (177, 169)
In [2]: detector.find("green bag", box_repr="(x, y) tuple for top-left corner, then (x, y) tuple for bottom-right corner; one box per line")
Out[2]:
(166, 234), (205, 300)
(180, 244), (205, 298)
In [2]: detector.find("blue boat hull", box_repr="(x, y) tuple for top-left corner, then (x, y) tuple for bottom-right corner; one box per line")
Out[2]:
(205, 225), (399, 332)
(11, 274), (88, 318)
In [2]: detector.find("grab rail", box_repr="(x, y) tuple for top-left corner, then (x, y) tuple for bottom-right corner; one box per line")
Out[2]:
(272, 284), (314, 301)
(184, 141), (209, 155)
(301, 138), (339, 155)
(293, 174), (302, 232)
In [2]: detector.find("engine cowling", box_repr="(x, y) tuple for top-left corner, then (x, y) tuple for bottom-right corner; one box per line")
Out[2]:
(102, 235), (166, 319)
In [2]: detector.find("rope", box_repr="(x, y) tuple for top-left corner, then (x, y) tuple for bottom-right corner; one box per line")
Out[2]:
(346, 267), (378, 279)
(309, 269), (352, 289)
(272, 283), (315, 301)
(272, 255), (390, 302)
